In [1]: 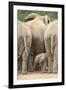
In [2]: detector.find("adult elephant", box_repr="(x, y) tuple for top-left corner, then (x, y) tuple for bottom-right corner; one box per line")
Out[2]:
(44, 20), (58, 73)
(18, 13), (50, 74)
(17, 21), (32, 73)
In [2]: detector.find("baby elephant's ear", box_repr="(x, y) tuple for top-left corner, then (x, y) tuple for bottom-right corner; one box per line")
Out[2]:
(24, 13), (39, 22)
(43, 15), (51, 25)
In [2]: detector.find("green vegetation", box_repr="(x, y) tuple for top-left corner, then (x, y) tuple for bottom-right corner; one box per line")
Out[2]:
(17, 10), (58, 22)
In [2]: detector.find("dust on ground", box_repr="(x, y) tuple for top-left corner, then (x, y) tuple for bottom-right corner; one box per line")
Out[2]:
(17, 71), (58, 80)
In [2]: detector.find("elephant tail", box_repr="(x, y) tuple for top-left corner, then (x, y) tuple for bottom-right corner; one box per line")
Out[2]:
(23, 37), (28, 57)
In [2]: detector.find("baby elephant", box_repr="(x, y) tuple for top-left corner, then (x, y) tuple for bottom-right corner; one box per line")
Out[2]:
(34, 53), (48, 72)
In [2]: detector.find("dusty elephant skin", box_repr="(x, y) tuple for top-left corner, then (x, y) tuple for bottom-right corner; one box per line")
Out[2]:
(17, 13), (50, 74)
(17, 21), (32, 74)
(44, 20), (58, 73)
(34, 53), (48, 72)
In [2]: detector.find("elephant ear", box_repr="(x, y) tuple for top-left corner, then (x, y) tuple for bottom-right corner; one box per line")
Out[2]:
(24, 13), (39, 22)
(43, 15), (51, 25)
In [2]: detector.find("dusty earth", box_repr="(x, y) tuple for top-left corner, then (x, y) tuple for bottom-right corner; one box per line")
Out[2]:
(17, 72), (58, 80)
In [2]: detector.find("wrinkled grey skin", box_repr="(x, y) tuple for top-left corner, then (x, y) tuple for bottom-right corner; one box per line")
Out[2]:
(44, 20), (58, 73)
(18, 13), (50, 74)
(34, 53), (48, 72)
(17, 21), (32, 73)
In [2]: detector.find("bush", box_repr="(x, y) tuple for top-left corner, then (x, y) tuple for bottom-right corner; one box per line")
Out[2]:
(17, 10), (58, 22)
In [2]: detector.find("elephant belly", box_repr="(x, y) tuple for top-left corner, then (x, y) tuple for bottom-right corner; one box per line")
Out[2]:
(32, 36), (45, 56)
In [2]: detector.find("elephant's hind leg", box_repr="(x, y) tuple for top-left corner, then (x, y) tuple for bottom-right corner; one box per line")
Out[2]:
(45, 37), (53, 73)
(53, 42), (58, 73)
(22, 35), (32, 74)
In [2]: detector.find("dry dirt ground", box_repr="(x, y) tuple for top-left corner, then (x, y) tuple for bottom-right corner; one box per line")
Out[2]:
(17, 72), (58, 80)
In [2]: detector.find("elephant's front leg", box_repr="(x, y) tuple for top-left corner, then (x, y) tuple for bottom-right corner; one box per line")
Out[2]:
(45, 37), (53, 73)
(41, 63), (47, 73)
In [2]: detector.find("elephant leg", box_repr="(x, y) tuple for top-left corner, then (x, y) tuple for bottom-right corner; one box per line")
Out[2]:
(53, 40), (58, 73)
(22, 35), (32, 74)
(41, 63), (46, 72)
(17, 37), (24, 73)
(53, 48), (58, 73)
(22, 52), (28, 74)
(45, 37), (53, 73)
(27, 53), (34, 72)
(18, 57), (22, 73)
(41, 59), (48, 73)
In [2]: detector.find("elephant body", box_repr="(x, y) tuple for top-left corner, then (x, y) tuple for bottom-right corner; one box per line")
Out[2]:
(44, 20), (58, 73)
(34, 53), (48, 72)
(25, 17), (46, 56)
(17, 21), (32, 73)
(24, 16), (48, 73)
(17, 13), (50, 74)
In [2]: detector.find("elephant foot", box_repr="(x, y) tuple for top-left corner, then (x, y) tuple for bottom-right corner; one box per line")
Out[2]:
(41, 70), (47, 73)
(18, 70), (22, 74)
(28, 69), (34, 72)
(28, 66), (34, 72)
(53, 70), (58, 73)
(48, 69), (53, 73)
(22, 71), (28, 74)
